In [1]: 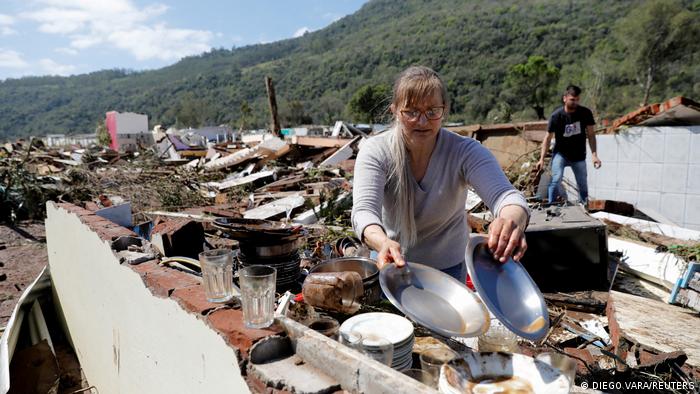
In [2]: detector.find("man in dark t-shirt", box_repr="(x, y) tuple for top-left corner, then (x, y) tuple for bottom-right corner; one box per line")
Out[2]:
(536, 85), (601, 203)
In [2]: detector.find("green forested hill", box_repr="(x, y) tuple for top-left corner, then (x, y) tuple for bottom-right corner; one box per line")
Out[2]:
(0, 0), (698, 139)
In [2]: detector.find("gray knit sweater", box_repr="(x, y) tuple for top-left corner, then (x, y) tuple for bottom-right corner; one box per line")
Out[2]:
(351, 128), (529, 269)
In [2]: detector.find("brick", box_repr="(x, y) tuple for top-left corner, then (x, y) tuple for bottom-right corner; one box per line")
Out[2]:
(56, 202), (136, 241)
(564, 347), (596, 375)
(171, 284), (222, 315)
(207, 309), (283, 358)
(638, 349), (687, 369)
(130, 260), (201, 298)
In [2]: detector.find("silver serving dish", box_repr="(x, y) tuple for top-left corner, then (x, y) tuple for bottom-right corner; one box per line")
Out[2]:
(379, 262), (489, 337)
(466, 234), (550, 341)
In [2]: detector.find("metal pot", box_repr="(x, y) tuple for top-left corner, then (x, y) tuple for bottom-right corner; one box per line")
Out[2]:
(308, 257), (381, 304)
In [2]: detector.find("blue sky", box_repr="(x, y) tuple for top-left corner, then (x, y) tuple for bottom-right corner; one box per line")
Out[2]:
(0, 0), (367, 80)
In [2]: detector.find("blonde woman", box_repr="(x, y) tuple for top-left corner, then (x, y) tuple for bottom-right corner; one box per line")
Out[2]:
(351, 66), (529, 281)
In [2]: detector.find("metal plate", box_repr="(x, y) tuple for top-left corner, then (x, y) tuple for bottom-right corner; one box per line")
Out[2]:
(465, 234), (550, 341)
(379, 262), (489, 338)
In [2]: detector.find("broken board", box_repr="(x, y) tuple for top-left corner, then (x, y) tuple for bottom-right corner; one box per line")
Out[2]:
(607, 290), (700, 367)
(243, 194), (305, 220)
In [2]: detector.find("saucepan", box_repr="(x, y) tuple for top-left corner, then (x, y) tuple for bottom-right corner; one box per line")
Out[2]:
(308, 257), (382, 303)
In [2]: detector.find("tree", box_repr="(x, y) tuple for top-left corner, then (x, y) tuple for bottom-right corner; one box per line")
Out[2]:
(95, 121), (111, 147)
(347, 84), (390, 124)
(506, 56), (560, 119)
(238, 101), (252, 131)
(613, 0), (699, 106)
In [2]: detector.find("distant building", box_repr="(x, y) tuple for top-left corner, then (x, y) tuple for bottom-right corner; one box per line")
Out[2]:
(44, 133), (98, 147)
(187, 126), (236, 143)
(105, 111), (153, 152)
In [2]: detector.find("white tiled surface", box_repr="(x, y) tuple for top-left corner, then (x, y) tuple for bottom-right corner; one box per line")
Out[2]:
(640, 130), (665, 162)
(686, 195), (700, 226)
(638, 163), (663, 192)
(661, 164), (688, 193)
(637, 191), (661, 212)
(664, 133), (691, 164)
(617, 163), (640, 190)
(660, 193), (686, 224)
(565, 126), (700, 228)
(688, 165), (700, 194)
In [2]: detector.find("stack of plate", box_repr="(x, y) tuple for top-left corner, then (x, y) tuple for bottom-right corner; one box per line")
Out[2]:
(237, 249), (301, 291)
(339, 312), (415, 371)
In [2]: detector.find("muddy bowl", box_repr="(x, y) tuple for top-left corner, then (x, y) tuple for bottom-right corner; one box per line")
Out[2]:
(438, 352), (570, 394)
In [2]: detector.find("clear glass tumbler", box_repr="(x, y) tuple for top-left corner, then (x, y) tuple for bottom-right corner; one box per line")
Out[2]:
(239, 265), (277, 329)
(338, 331), (363, 350)
(535, 352), (577, 389)
(420, 348), (458, 387)
(402, 368), (434, 387)
(199, 249), (235, 303)
(477, 318), (519, 353)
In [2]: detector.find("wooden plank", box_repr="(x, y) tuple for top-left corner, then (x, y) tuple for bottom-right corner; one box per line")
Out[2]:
(608, 290), (700, 367)
(319, 136), (361, 167)
(243, 194), (306, 220)
(290, 136), (354, 148)
(214, 170), (275, 191)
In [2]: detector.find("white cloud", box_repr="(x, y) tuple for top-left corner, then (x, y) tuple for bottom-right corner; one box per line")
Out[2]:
(0, 14), (14, 25)
(108, 24), (213, 61)
(55, 47), (79, 55)
(39, 58), (76, 75)
(21, 0), (214, 62)
(0, 13), (17, 35)
(0, 49), (28, 69)
(1, 27), (17, 36)
(293, 27), (310, 38)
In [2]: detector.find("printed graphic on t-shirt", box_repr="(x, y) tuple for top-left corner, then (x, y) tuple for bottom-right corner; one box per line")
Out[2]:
(563, 121), (581, 137)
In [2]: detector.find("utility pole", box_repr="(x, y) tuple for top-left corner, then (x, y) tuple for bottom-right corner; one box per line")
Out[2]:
(265, 76), (282, 138)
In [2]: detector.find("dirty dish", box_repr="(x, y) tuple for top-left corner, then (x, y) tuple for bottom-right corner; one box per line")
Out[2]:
(379, 262), (489, 337)
(439, 352), (570, 394)
(466, 234), (550, 341)
(339, 312), (414, 370)
(339, 312), (413, 345)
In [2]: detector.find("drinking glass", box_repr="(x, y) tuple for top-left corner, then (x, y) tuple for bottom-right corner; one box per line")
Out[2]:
(477, 318), (519, 353)
(420, 348), (458, 386)
(536, 352), (577, 388)
(402, 368), (434, 386)
(339, 331), (363, 350)
(199, 249), (235, 303)
(239, 265), (277, 329)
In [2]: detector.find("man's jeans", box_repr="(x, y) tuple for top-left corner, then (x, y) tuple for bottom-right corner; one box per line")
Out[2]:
(548, 152), (588, 203)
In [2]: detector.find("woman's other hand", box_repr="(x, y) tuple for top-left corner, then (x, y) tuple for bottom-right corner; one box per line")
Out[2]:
(362, 224), (406, 269)
(487, 205), (528, 263)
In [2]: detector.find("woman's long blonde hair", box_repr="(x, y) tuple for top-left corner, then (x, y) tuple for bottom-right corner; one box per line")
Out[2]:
(386, 66), (449, 248)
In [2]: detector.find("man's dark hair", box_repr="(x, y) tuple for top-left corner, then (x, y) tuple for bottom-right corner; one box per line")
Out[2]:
(565, 85), (582, 97)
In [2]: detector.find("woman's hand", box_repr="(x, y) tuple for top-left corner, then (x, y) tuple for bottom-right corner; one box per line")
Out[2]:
(487, 205), (528, 262)
(362, 224), (406, 269)
(376, 238), (406, 269)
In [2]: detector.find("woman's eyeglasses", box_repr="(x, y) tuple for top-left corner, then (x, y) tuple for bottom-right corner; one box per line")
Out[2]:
(400, 106), (445, 121)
